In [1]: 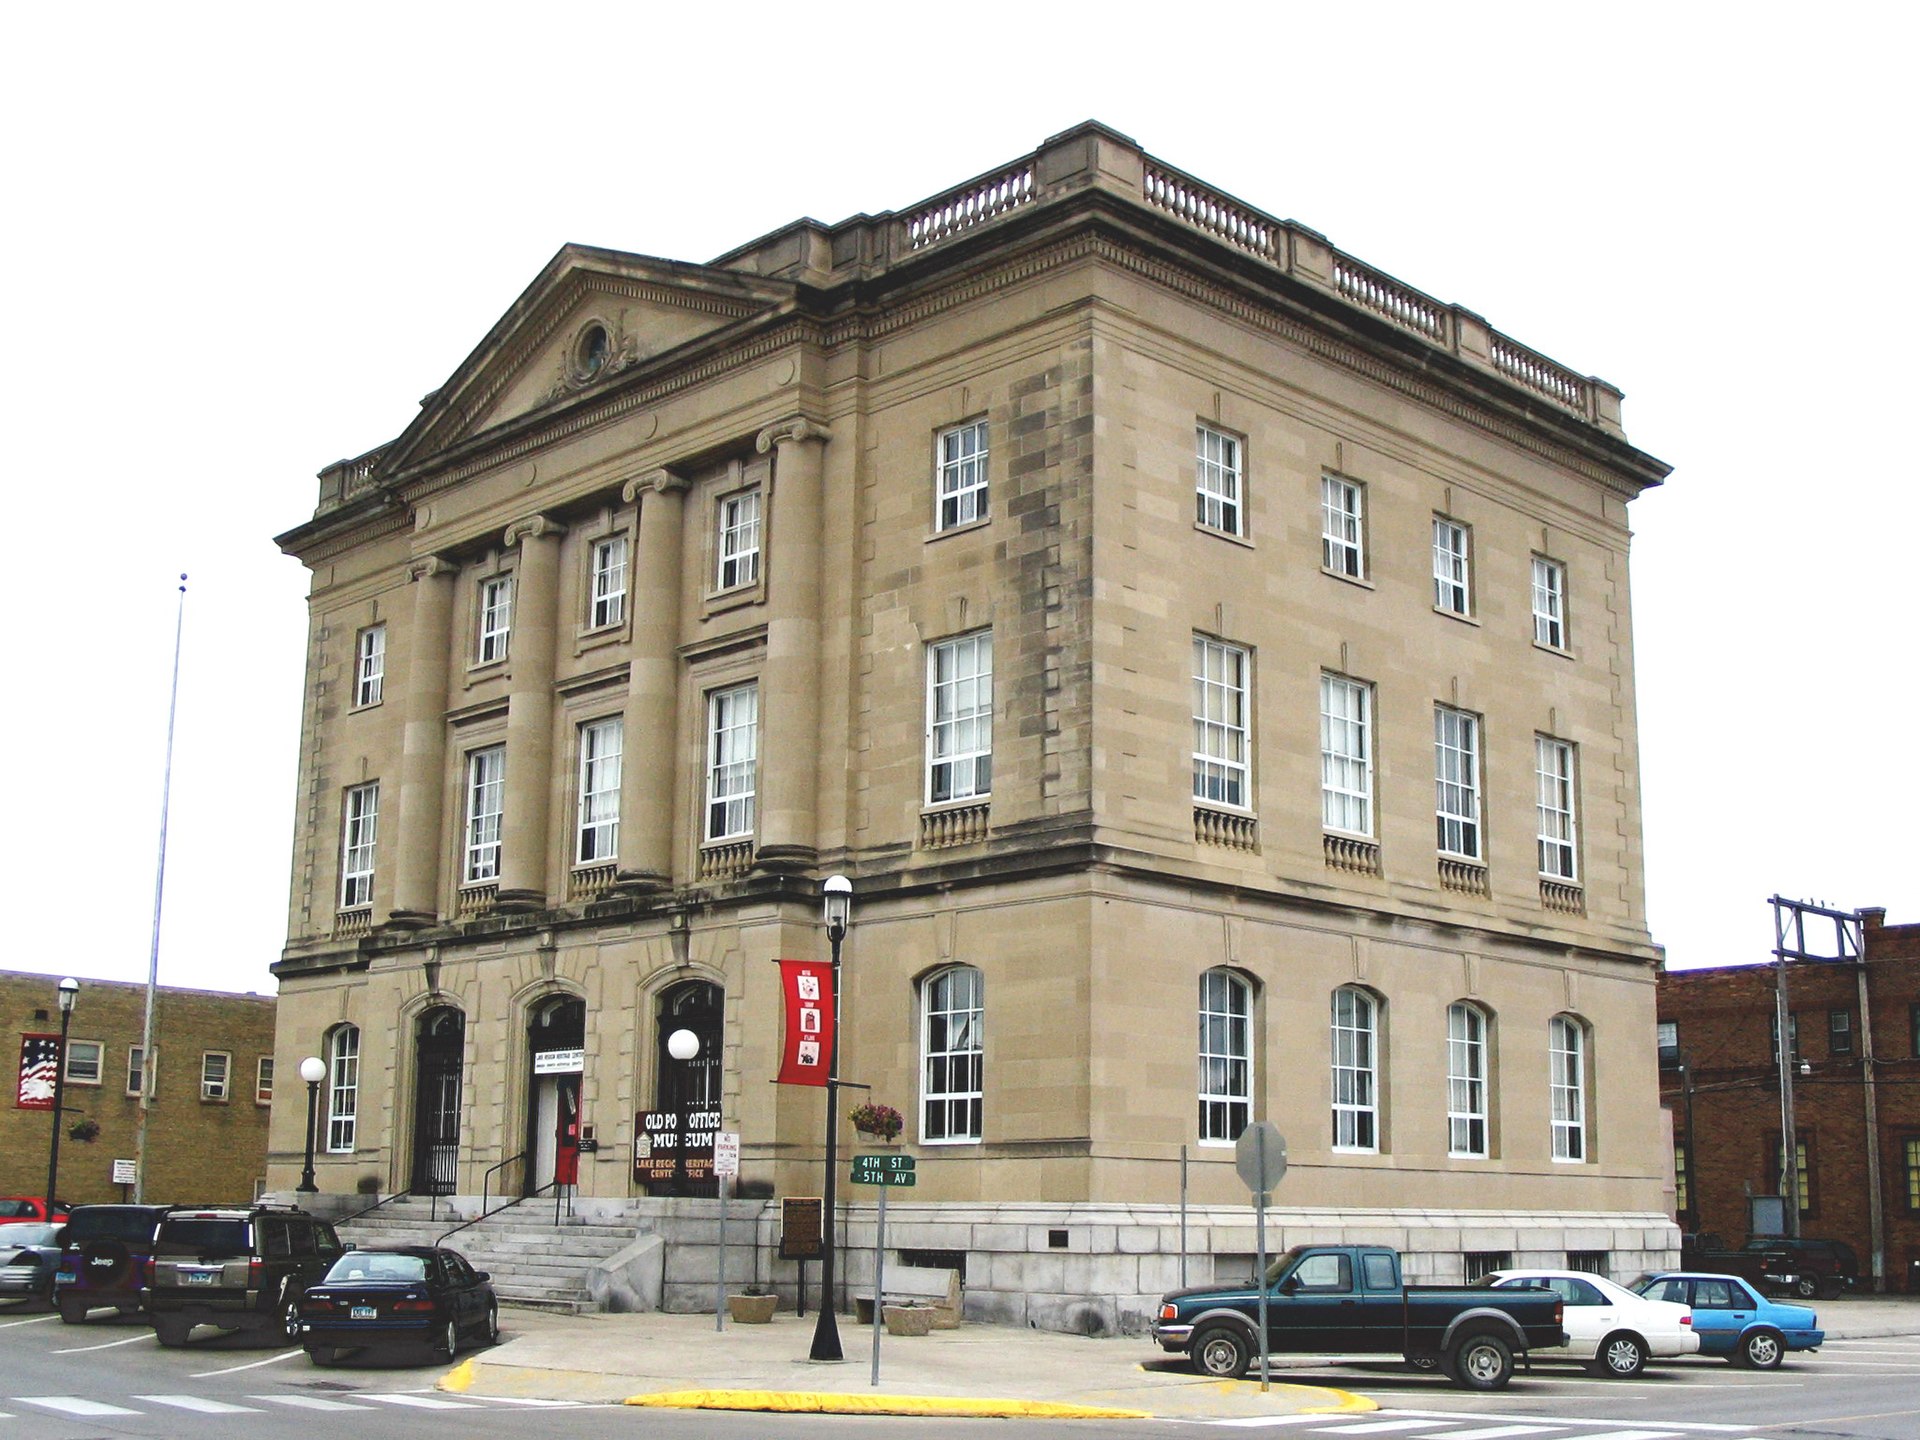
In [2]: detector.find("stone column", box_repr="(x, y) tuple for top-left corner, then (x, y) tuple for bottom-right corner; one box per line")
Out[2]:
(753, 417), (830, 872)
(616, 468), (689, 891)
(389, 555), (457, 926)
(496, 514), (566, 910)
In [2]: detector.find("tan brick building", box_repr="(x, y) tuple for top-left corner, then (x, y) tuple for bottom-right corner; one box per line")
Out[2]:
(2, 971), (275, 1206)
(272, 123), (1676, 1326)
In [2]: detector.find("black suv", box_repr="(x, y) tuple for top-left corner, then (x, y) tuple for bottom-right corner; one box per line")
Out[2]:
(148, 1206), (343, 1346)
(54, 1205), (174, 1322)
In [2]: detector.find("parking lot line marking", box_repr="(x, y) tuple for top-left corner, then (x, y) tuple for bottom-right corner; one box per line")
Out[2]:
(49, 1333), (154, 1354)
(1563, 1431), (1683, 1440)
(357, 1394), (479, 1409)
(136, 1395), (262, 1413)
(189, 1349), (303, 1378)
(252, 1395), (373, 1411)
(1314, 1424), (1450, 1435)
(0, 1315), (60, 1330)
(1436, 1427), (1567, 1439)
(11, 1397), (142, 1417)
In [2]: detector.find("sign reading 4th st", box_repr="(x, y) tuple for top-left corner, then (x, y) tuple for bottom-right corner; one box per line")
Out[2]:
(850, 1153), (916, 1187)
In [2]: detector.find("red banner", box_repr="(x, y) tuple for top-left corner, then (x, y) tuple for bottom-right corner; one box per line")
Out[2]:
(776, 959), (834, 1086)
(18, 1034), (59, 1109)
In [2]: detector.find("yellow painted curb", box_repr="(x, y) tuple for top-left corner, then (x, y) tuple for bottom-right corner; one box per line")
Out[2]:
(1298, 1384), (1377, 1413)
(624, 1389), (1151, 1419)
(438, 1359), (475, 1394)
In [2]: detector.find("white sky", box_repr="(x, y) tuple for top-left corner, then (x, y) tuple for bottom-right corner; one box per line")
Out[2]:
(5, 3), (1911, 1000)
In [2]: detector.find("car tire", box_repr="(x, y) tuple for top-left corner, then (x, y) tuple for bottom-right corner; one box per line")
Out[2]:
(1791, 1275), (1819, 1300)
(1448, 1332), (1514, 1391)
(1589, 1331), (1646, 1379)
(1190, 1324), (1253, 1380)
(57, 1298), (86, 1325)
(1738, 1328), (1785, 1369)
(483, 1301), (500, 1347)
(154, 1320), (190, 1348)
(434, 1318), (459, 1362)
(308, 1347), (339, 1367)
(276, 1295), (301, 1346)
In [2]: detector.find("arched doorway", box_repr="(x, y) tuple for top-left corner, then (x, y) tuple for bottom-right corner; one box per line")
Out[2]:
(525, 995), (586, 1195)
(651, 981), (722, 1196)
(409, 1007), (464, 1195)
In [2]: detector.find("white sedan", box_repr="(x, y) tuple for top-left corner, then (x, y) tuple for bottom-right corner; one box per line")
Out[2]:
(1486, 1268), (1699, 1377)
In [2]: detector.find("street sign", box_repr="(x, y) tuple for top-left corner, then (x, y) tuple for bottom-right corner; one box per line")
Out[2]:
(714, 1132), (740, 1178)
(850, 1153), (916, 1186)
(112, 1158), (137, 1186)
(1235, 1122), (1286, 1196)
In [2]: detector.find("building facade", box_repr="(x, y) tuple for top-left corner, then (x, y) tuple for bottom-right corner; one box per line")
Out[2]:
(272, 123), (1676, 1328)
(1658, 908), (1920, 1292)
(3, 971), (275, 1206)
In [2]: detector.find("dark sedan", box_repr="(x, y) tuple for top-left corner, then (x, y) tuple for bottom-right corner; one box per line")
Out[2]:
(296, 1246), (498, 1365)
(0, 1223), (64, 1302)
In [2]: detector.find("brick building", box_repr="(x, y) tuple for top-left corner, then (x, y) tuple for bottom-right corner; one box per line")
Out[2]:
(1657, 908), (1920, 1292)
(2, 971), (276, 1207)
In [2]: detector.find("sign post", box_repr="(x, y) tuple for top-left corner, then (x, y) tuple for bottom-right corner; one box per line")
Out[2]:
(849, 1152), (915, 1386)
(1234, 1122), (1287, 1390)
(714, 1133), (740, 1331)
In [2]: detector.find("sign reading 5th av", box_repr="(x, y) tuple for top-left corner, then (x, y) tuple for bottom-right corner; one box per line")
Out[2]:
(850, 1153), (916, 1187)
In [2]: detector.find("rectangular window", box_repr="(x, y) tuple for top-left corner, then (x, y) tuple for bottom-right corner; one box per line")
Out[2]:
(716, 490), (761, 590)
(1321, 475), (1365, 577)
(1770, 1133), (1813, 1214)
(1829, 1008), (1853, 1057)
(1320, 673), (1373, 836)
(1198, 970), (1252, 1145)
(1532, 556), (1567, 648)
(590, 535), (628, 628)
(1770, 1010), (1801, 1062)
(576, 718), (622, 863)
(327, 1028), (359, 1153)
(1193, 637), (1250, 809)
(340, 781), (379, 908)
(201, 1051), (231, 1102)
(1195, 424), (1243, 536)
(64, 1040), (103, 1086)
(705, 683), (758, 842)
(1535, 736), (1578, 880)
(126, 1045), (147, 1097)
(1912, 1004), (1920, 1059)
(255, 1057), (274, 1106)
(1465, 1251), (1511, 1283)
(354, 624), (386, 707)
(1433, 517), (1471, 614)
(1567, 1250), (1608, 1275)
(478, 575), (513, 663)
(1550, 1017), (1586, 1161)
(1674, 1140), (1690, 1213)
(1330, 989), (1378, 1152)
(1447, 1003), (1488, 1158)
(464, 746), (505, 882)
(922, 966), (984, 1143)
(1906, 1138), (1920, 1213)
(935, 419), (990, 531)
(1434, 706), (1482, 859)
(927, 632), (993, 804)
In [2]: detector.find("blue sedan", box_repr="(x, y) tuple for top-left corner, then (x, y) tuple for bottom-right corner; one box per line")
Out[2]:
(1634, 1272), (1822, 1369)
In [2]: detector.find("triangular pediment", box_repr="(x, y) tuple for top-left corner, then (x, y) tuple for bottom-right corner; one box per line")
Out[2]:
(379, 246), (795, 475)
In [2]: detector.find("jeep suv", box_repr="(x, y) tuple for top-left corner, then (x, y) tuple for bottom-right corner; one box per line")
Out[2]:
(54, 1205), (173, 1322)
(148, 1206), (343, 1346)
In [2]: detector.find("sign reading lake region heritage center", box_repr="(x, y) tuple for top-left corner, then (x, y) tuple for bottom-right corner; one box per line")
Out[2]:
(632, 1108), (721, 1184)
(779, 1196), (823, 1259)
(775, 959), (833, 1087)
(533, 1048), (584, 1075)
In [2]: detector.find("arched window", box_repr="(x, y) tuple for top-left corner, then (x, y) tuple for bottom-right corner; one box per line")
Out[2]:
(1550, 1015), (1588, 1161)
(921, 966), (983, 1144)
(326, 1024), (360, 1154)
(1198, 969), (1252, 1144)
(1331, 987), (1378, 1152)
(1447, 1002), (1489, 1158)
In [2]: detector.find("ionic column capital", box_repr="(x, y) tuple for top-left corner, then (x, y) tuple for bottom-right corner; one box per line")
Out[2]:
(621, 468), (691, 504)
(503, 513), (569, 548)
(407, 554), (458, 583)
(754, 416), (831, 454)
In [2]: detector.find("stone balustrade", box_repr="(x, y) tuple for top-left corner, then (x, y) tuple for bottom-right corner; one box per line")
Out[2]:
(1540, 879), (1586, 916)
(1323, 833), (1382, 877)
(919, 803), (990, 850)
(331, 907), (372, 941)
(902, 162), (1035, 252)
(1193, 806), (1259, 851)
(567, 863), (617, 901)
(1438, 857), (1491, 898)
(455, 883), (498, 919)
(699, 841), (753, 882)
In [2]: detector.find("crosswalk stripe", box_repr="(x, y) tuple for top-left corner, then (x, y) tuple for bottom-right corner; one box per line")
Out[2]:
(356, 1392), (478, 1409)
(1314, 1424), (1451, 1435)
(11, 1397), (142, 1417)
(1563, 1432), (1682, 1440)
(136, 1394), (263, 1414)
(1440, 1427), (1570, 1439)
(253, 1394), (372, 1411)
(1211, 1419), (1346, 1429)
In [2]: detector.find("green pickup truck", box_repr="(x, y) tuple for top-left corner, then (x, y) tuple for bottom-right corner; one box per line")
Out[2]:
(1151, 1244), (1566, 1390)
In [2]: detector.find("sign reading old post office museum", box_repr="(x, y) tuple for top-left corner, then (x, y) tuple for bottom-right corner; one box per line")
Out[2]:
(632, 1107), (721, 1185)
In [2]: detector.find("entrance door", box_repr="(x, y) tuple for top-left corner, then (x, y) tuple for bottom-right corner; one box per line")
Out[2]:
(652, 981), (723, 1197)
(409, 1008), (464, 1195)
(525, 996), (585, 1194)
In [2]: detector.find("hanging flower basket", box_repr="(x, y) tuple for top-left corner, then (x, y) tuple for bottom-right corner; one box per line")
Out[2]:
(849, 1102), (903, 1143)
(67, 1118), (100, 1144)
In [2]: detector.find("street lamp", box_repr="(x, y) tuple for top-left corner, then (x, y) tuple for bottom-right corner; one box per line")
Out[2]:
(667, 1029), (700, 1195)
(43, 978), (78, 1210)
(809, 874), (852, 1363)
(298, 1055), (327, 1194)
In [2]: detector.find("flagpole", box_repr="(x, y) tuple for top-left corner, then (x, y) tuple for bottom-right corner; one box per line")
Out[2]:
(133, 575), (187, 1204)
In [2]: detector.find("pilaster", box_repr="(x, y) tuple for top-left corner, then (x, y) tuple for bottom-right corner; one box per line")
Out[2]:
(388, 555), (457, 926)
(617, 469), (690, 890)
(497, 514), (567, 910)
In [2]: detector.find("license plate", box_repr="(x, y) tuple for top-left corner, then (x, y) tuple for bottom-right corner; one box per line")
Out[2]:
(350, 1305), (377, 1320)
(184, 1272), (216, 1286)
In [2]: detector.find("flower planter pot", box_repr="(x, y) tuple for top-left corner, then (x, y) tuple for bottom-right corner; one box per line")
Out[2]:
(727, 1293), (778, 1324)
(856, 1131), (896, 1146)
(883, 1303), (935, 1337)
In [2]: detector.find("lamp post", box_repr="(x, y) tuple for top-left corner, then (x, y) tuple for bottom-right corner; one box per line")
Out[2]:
(44, 978), (78, 1210)
(667, 1029), (700, 1194)
(809, 874), (852, 1363)
(298, 1055), (327, 1194)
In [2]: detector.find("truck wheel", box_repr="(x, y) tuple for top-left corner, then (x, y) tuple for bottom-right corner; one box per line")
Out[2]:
(57, 1298), (86, 1325)
(154, 1320), (190, 1348)
(1792, 1276), (1819, 1300)
(1589, 1331), (1646, 1378)
(1448, 1333), (1514, 1390)
(1191, 1325), (1253, 1380)
(1739, 1328), (1784, 1370)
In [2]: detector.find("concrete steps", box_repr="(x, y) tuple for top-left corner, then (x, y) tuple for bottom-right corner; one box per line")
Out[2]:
(339, 1198), (639, 1311)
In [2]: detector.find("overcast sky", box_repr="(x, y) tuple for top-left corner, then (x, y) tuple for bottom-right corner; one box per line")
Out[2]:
(5, 4), (1910, 1001)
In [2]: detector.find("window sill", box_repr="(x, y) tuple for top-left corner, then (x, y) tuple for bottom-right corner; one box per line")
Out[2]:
(1532, 639), (1575, 660)
(1195, 1138), (1237, 1149)
(702, 582), (765, 621)
(918, 1136), (982, 1147)
(928, 515), (991, 544)
(1448, 1151), (1491, 1161)
(1321, 566), (1372, 589)
(1330, 1146), (1381, 1156)
(348, 698), (384, 714)
(574, 619), (632, 656)
(1194, 522), (1254, 549)
(1432, 605), (1479, 626)
(464, 657), (509, 688)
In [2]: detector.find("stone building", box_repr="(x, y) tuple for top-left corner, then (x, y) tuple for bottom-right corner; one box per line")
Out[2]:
(271, 122), (1676, 1328)
(2, 971), (275, 1206)
(1658, 907), (1920, 1292)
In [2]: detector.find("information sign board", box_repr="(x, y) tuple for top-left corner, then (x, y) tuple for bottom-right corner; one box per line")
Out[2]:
(850, 1153), (916, 1186)
(714, 1132), (740, 1178)
(779, 1196), (822, 1259)
(633, 1107), (722, 1185)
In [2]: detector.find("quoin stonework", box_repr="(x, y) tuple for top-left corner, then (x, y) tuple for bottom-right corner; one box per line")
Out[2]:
(271, 122), (1676, 1331)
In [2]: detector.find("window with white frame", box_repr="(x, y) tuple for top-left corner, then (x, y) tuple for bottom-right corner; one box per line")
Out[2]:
(576, 718), (622, 864)
(927, 632), (993, 804)
(126, 1046), (145, 1096)
(64, 1040), (102, 1086)
(1192, 636), (1250, 808)
(1198, 968), (1252, 1144)
(590, 535), (628, 628)
(935, 419), (990, 531)
(354, 624), (386, 707)
(1320, 673), (1373, 835)
(340, 781), (378, 908)
(463, 747), (504, 883)
(1531, 556), (1567, 648)
(1331, 987), (1379, 1151)
(1195, 424), (1243, 536)
(1535, 736), (1578, 881)
(255, 1056), (274, 1105)
(326, 1025), (359, 1152)
(1434, 706), (1482, 859)
(201, 1051), (231, 1102)
(1550, 1016), (1587, 1161)
(1321, 475), (1365, 577)
(716, 489), (761, 590)
(1447, 1002), (1489, 1158)
(922, 965), (983, 1143)
(477, 575), (513, 662)
(705, 684), (758, 842)
(1433, 517), (1471, 614)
